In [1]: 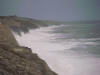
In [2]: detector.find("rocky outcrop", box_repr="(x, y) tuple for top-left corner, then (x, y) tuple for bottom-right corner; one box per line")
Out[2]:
(0, 18), (57, 75)
(0, 44), (57, 75)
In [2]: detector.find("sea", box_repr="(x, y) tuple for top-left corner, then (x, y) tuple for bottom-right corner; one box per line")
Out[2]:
(14, 24), (100, 75)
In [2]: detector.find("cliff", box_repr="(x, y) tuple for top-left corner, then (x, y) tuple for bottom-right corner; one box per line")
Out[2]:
(0, 17), (57, 75)
(0, 16), (48, 35)
(0, 44), (57, 75)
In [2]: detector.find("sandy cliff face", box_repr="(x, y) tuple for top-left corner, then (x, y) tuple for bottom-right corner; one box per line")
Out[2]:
(0, 23), (18, 46)
(0, 16), (57, 75)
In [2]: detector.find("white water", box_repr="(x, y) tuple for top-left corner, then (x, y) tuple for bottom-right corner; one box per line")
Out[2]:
(14, 25), (100, 75)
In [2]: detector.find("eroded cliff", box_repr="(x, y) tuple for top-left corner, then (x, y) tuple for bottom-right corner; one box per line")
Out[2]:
(0, 17), (57, 75)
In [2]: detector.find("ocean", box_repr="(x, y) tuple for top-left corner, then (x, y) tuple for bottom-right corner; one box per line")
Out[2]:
(14, 24), (100, 75)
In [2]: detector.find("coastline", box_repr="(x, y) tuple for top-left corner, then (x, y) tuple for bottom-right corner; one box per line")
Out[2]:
(0, 16), (57, 75)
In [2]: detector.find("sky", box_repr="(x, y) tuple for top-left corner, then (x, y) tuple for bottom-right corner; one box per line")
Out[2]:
(0, 0), (100, 21)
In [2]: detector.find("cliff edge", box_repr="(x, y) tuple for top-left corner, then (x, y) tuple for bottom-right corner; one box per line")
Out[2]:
(0, 44), (57, 75)
(0, 18), (57, 75)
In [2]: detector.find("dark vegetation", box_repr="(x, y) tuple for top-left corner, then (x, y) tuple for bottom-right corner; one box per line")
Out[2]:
(0, 16), (48, 35)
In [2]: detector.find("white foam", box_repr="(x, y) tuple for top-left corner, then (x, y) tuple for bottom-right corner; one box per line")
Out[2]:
(13, 25), (100, 75)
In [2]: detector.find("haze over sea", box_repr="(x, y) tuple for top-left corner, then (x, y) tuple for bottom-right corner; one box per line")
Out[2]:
(1, 0), (100, 75)
(14, 23), (100, 75)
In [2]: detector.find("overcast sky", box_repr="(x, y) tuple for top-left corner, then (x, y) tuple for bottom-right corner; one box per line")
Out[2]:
(0, 0), (100, 21)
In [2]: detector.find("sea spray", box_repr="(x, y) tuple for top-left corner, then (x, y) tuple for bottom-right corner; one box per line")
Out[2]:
(14, 24), (100, 75)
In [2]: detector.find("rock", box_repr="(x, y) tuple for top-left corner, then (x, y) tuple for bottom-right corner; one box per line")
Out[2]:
(0, 44), (57, 75)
